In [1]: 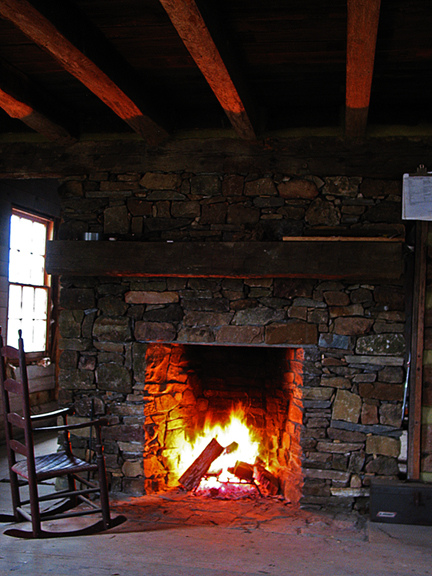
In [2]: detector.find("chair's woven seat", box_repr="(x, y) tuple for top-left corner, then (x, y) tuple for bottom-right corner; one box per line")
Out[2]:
(12, 451), (97, 481)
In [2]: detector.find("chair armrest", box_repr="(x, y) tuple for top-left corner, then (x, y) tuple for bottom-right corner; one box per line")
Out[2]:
(33, 417), (109, 432)
(30, 407), (72, 422)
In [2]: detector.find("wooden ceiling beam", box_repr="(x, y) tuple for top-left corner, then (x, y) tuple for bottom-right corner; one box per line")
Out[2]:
(0, 0), (169, 146)
(158, 0), (256, 140)
(0, 59), (76, 144)
(345, 0), (381, 138)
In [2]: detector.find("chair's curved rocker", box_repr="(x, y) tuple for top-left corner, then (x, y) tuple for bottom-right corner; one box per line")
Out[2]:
(0, 329), (126, 538)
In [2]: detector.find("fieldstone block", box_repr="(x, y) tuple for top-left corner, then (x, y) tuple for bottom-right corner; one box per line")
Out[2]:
(323, 291), (350, 306)
(329, 304), (363, 317)
(142, 306), (181, 326)
(244, 177), (277, 196)
(132, 342), (148, 383)
(327, 427), (366, 443)
(177, 327), (215, 343)
(265, 322), (317, 345)
(350, 288), (373, 304)
(366, 435), (400, 457)
(59, 180), (83, 198)
(356, 334), (405, 356)
(320, 376), (351, 389)
(361, 402), (378, 425)
(184, 311), (233, 327)
(104, 205), (129, 235)
(93, 316), (132, 342)
(96, 363), (132, 393)
(58, 369), (95, 390)
(125, 291), (179, 304)
(59, 337), (93, 351)
(359, 382), (403, 401)
(318, 333), (351, 350)
(227, 204), (260, 225)
(303, 387), (334, 401)
(134, 321), (177, 342)
(277, 179), (319, 199)
(365, 455), (399, 475)
(78, 355), (97, 370)
(333, 317), (374, 335)
(190, 174), (221, 196)
(201, 203), (227, 224)
(273, 278), (314, 298)
(98, 295), (128, 317)
(332, 389), (361, 423)
(305, 198), (340, 226)
(232, 307), (285, 326)
(324, 176), (362, 197)
(215, 325), (264, 345)
(140, 173), (182, 190)
(380, 403), (401, 427)
(222, 174), (244, 196)
(60, 288), (95, 310)
(103, 425), (143, 443)
(378, 367), (404, 383)
(59, 310), (84, 338)
(59, 350), (78, 370)
(317, 441), (363, 453)
(122, 460), (143, 478)
(127, 198), (152, 216)
(171, 201), (200, 218)
(304, 468), (350, 482)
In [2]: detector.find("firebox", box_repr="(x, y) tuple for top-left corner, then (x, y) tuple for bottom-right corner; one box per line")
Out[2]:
(142, 343), (304, 503)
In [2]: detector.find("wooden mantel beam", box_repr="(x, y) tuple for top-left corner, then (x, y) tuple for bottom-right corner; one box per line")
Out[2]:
(0, 59), (75, 144)
(345, 0), (381, 138)
(0, 0), (169, 146)
(46, 239), (403, 281)
(158, 0), (256, 140)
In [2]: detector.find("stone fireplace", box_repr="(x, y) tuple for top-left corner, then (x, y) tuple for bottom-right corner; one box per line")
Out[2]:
(52, 169), (408, 511)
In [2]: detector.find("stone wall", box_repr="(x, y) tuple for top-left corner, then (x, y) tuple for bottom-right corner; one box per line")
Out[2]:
(56, 169), (407, 509)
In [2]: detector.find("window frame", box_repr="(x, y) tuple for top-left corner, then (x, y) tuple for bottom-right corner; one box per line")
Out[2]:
(7, 207), (55, 361)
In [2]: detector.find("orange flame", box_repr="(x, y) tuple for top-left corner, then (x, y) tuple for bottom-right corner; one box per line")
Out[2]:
(176, 405), (261, 489)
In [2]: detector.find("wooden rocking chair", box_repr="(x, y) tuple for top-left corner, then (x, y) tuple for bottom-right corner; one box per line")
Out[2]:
(0, 329), (126, 538)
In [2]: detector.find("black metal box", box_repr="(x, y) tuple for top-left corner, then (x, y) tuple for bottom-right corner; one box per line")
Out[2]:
(370, 479), (432, 525)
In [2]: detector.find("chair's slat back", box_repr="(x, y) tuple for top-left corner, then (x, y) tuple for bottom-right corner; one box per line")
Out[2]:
(0, 329), (19, 474)
(0, 329), (36, 472)
(10, 438), (28, 457)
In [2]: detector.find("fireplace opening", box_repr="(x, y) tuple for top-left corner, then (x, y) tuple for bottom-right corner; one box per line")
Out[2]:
(143, 343), (304, 503)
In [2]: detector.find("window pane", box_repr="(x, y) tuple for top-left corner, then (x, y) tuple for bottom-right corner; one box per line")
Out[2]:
(32, 221), (47, 256)
(29, 254), (45, 286)
(8, 284), (22, 318)
(8, 210), (51, 353)
(6, 318), (21, 348)
(34, 288), (48, 320)
(9, 214), (22, 250)
(32, 320), (47, 351)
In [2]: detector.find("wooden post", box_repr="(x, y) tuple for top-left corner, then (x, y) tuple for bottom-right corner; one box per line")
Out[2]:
(408, 221), (428, 479)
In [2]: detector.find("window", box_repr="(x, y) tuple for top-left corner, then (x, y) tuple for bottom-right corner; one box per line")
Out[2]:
(7, 209), (53, 354)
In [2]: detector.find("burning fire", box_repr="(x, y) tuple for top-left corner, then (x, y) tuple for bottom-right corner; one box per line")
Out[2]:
(176, 405), (267, 495)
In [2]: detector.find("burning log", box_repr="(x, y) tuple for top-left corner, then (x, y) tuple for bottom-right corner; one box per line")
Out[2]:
(228, 461), (254, 482)
(254, 463), (279, 496)
(179, 438), (224, 491)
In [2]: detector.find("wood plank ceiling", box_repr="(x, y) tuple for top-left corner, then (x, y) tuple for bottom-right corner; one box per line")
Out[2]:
(0, 0), (431, 145)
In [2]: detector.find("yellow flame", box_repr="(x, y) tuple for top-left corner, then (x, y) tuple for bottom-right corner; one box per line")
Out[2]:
(177, 405), (260, 485)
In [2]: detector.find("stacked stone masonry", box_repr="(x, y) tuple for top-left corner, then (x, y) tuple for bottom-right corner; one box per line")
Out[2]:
(57, 171), (407, 510)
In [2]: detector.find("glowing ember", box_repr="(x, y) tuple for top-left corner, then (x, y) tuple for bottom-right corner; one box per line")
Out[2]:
(176, 405), (262, 493)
